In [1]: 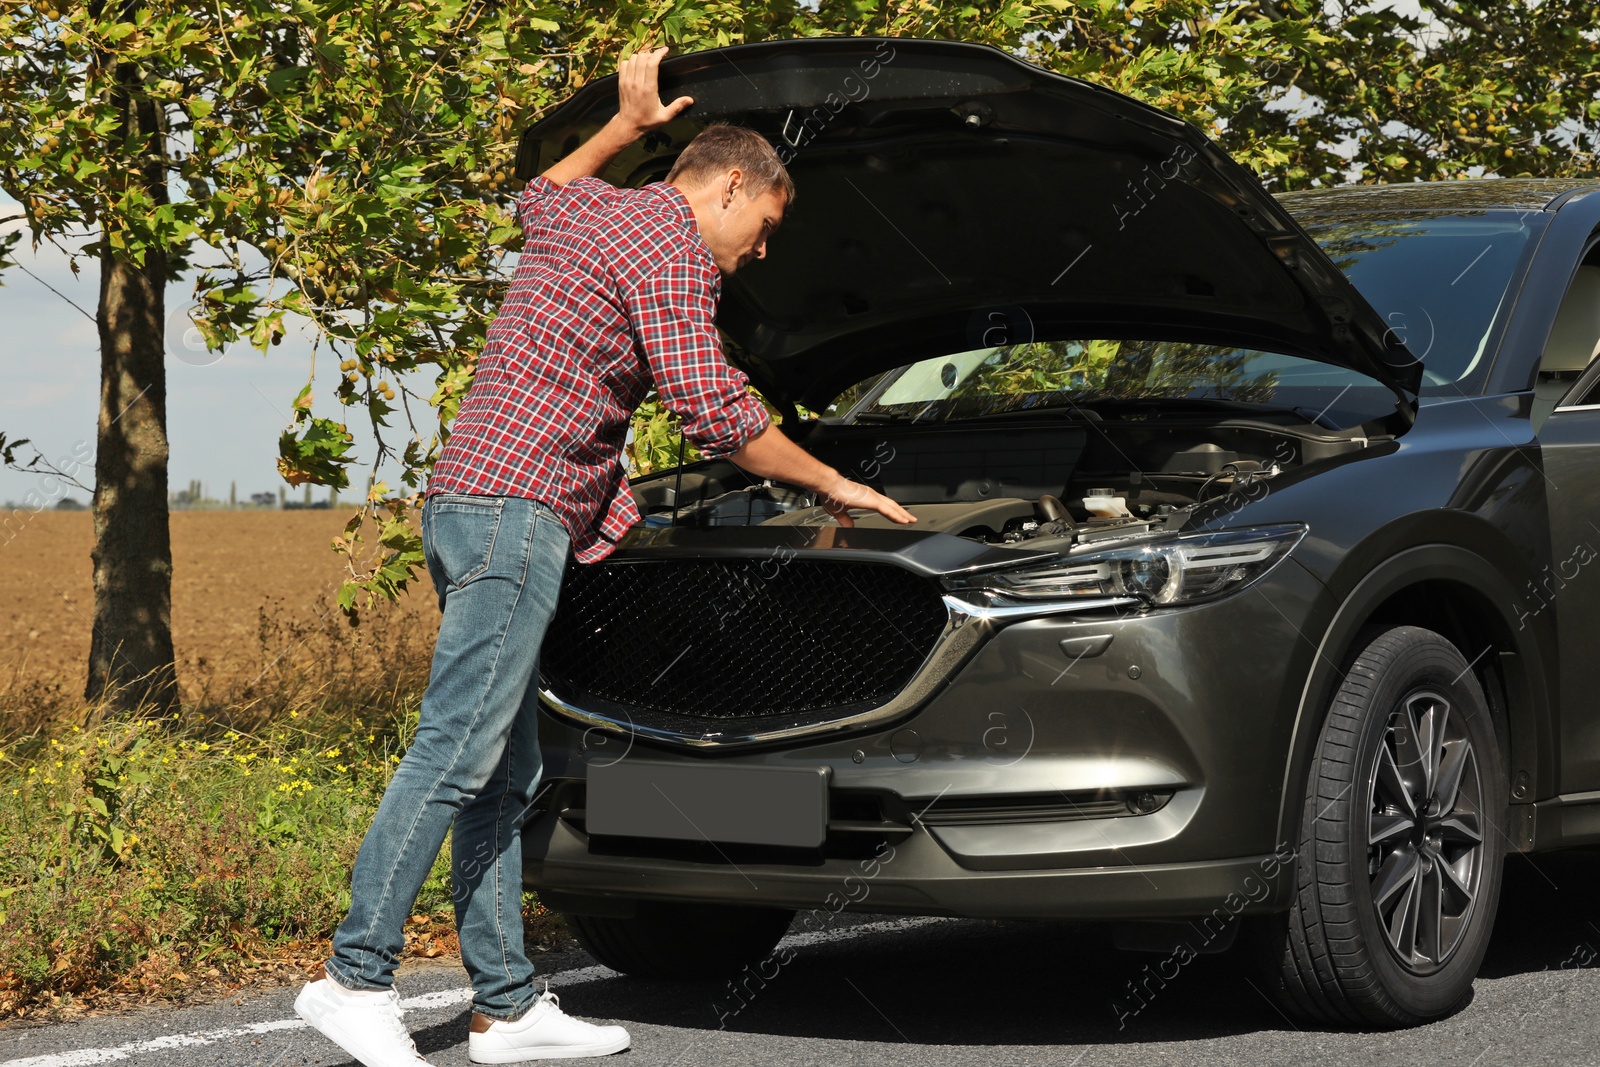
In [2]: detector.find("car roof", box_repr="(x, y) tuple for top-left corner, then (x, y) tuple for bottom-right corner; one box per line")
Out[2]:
(1276, 178), (1600, 217)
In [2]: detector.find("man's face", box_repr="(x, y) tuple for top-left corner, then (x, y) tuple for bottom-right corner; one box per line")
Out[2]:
(701, 169), (787, 275)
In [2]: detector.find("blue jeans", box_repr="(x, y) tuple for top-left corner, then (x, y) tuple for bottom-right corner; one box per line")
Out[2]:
(326, 494), (570, 1020)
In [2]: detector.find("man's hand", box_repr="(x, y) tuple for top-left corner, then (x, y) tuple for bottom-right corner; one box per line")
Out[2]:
(817, 474), (916, 528)
(617, 46), (694, 135)
(542, 46), (693, 187)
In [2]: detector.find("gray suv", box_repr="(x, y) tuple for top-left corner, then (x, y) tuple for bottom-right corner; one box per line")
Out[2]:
(512, 36), (1600, 1027)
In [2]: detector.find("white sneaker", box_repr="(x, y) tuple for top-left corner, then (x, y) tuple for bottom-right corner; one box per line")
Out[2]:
(294, 971), (433, 1067)
(468, 988), (630, 1062)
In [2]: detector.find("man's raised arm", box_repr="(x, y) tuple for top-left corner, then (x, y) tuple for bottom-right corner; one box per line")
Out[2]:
(542, 46), (694, 187)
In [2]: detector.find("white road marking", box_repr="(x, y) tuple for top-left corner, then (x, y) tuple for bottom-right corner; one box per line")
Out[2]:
(0, 1017), (309, 1067)
(2, 916), (951, 1066)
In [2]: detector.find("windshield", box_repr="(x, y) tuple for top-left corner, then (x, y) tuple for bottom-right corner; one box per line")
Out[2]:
(837, 340), (1395, 428)
(1305, 213), (1533, 389)
(829, 213), (1534, 426)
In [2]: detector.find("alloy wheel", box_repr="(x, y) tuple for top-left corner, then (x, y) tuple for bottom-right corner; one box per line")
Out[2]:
(1366, 689), (1485, 974)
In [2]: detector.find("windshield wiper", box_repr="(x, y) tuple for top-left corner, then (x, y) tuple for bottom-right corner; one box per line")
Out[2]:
(951, 395), (1341, 429)
(1105, 396), (1353, 429)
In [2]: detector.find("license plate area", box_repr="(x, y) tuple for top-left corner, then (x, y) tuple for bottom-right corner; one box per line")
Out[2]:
(586, 760), (829, 849)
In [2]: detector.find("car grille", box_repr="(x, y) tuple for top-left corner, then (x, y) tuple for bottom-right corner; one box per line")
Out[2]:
(540, 558), (950, 721)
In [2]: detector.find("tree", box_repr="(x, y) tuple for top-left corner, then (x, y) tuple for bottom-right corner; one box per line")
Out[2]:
(1218, 0), (1600, 186)
(1, 0), (538, 707)
(3, 0), (1596, 710)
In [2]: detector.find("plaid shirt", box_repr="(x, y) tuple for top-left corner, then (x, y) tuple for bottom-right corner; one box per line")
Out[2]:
(426, 175), (771, 563)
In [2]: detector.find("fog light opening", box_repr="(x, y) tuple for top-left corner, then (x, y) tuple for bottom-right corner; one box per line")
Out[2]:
(1125, 790), (1172, 816)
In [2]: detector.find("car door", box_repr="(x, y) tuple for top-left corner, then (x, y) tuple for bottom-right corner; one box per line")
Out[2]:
(1534, 259), (1600, 793)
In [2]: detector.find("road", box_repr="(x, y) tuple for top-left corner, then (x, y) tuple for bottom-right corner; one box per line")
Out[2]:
(5, 852), (1600, 1067)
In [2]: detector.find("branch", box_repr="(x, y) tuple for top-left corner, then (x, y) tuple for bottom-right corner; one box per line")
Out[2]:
(10, 261), (96, 323)
(0, 435), (94, 495)
(1415, 0), (1499, 39)
(436, 273), (510, 290)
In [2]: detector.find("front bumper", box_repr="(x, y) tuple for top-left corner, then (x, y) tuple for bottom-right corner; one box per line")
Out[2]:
(525, 811), (1294, 920)
(524, 557), (1330, 920)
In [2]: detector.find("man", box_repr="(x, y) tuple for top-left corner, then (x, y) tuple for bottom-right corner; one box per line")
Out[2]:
(294, 45), (914, 1066)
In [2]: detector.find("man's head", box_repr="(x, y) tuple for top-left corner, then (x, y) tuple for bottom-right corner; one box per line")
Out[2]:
(667, 124), (794, 274)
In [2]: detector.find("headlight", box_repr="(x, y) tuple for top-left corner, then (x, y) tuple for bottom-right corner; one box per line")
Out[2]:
(954, 524), (1306, 608)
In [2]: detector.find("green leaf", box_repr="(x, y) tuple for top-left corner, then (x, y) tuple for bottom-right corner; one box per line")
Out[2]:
(264, 66), (311, 95)
(278, 416), (356, 488)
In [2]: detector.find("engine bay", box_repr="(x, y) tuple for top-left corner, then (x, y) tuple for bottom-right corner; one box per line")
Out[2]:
(632, 418), (1373, 551)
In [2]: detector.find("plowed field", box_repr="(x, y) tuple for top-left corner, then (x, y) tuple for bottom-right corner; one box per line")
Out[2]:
(1, 509), (439, 706)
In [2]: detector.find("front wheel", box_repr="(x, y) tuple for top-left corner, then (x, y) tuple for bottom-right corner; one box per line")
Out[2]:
(1261, 625), (1506, 1026)
(564, 900), (795, 979)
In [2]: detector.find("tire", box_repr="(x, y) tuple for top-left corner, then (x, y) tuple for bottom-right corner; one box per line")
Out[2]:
(1260, 625), (1507, 1027)
(564, 901), (795, 979)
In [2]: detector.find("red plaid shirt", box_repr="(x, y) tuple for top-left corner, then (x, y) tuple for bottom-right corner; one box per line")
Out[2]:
(426, 175), (771, 563)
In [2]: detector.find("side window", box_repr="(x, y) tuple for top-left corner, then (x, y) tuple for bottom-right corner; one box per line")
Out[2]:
(1573, 374), (1600, 409)
(1535, 259), (1600, 424)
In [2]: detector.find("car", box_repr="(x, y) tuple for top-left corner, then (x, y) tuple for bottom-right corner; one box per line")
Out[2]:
(510, 35), (1600, 1027)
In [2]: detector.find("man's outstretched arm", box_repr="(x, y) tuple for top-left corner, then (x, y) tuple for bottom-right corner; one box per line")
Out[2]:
(542, 46), (693, 187)
(729, 423), (915, 527)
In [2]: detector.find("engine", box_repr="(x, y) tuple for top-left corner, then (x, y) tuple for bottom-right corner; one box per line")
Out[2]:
(626, 405), (1380, 554)
(649, 437), (1289, 552)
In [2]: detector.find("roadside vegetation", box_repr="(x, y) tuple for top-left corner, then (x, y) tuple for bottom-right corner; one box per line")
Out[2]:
(0, 598), (559, 1020)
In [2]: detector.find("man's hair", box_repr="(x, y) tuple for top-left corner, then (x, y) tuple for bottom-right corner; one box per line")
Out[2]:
(666, 123), (795, 206)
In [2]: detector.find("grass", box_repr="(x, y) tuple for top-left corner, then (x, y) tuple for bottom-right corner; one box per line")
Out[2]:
(0, 595), (561, 1019)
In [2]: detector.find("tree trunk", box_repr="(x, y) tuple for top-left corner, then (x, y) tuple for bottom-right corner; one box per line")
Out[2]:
(85, 43), (177, 713)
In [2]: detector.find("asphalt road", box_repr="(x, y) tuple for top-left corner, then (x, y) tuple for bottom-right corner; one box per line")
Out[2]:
(6, 852), (1600, 1067)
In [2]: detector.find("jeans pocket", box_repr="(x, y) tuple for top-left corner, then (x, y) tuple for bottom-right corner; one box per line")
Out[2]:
(423, 495), (505, 590)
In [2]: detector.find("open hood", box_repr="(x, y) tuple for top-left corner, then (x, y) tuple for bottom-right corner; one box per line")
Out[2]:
(516, 36), (1421, 418)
